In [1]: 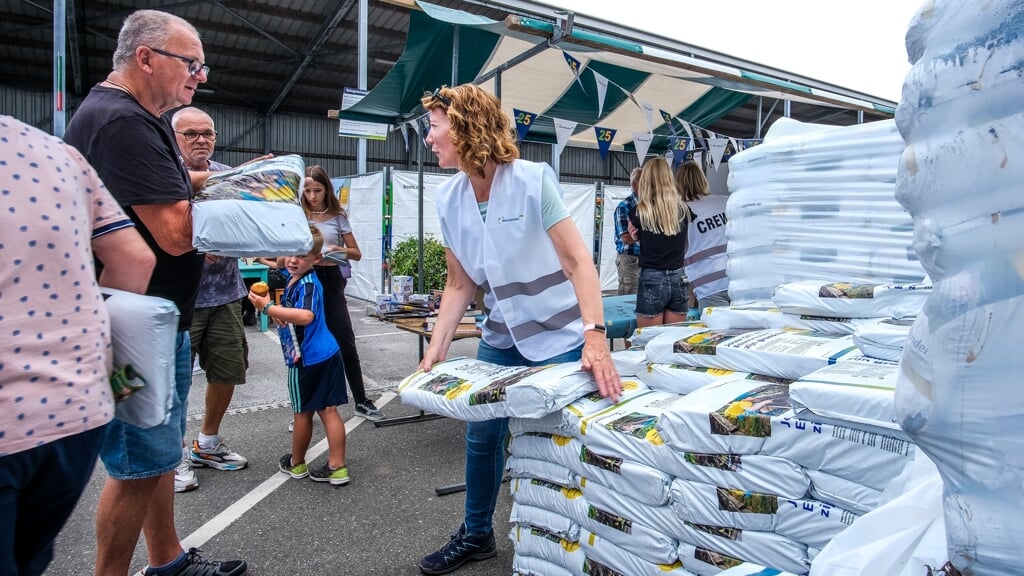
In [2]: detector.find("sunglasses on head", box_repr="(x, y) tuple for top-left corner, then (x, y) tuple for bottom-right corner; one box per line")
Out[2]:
(427, 86), (451, 107)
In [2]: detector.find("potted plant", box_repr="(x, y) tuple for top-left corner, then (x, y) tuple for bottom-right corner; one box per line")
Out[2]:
(386, 235), (448, 293)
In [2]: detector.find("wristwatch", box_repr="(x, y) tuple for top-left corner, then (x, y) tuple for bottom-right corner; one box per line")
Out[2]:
(582, 323), (606, 333)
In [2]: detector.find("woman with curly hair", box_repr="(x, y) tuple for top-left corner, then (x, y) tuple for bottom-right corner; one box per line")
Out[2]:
(628, 156), (693, 328)
(416, 84), (621, 575)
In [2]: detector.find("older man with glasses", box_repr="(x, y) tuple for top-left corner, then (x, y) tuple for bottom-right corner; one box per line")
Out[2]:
(170, 106), (251, 494)
(63, 9), (246, 576)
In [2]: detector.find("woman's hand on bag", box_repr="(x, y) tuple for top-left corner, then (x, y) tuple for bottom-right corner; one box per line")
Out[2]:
(581, 332), (621, 402)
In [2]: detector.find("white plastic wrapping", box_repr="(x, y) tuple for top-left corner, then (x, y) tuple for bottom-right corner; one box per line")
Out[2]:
(103, 288), (179, 428)
(508, 525), (584, 572)
(506, 455), (578, 488)
(611, 348), (648, 377)
(893, 1), (1024, 572)
(512, 553), (574, 576)
(805, 469), (882, 516)
(726, 117), (923, 304)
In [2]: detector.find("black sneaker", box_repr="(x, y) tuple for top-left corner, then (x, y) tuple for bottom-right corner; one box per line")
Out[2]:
(418, 524), (496, 575)
(354, 400), (385, 421)
(143, 547), (246, 576)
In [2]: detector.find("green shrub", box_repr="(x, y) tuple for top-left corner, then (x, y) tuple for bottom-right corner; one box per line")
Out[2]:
(387, 235), (448, 292)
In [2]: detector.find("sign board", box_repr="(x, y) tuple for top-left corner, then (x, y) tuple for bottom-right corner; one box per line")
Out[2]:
(338, 87), (388, 140)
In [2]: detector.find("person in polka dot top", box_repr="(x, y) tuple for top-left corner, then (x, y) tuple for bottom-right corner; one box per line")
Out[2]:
(0, 115), (155, 576)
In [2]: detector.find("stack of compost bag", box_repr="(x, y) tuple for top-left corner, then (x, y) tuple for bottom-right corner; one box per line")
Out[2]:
(506, 279), (930, 574)
(725, 118), (925, 305)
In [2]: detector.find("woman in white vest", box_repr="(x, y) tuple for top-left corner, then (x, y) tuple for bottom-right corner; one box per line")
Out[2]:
(416, 84), (621, 575)
(677, 161), (730, 315)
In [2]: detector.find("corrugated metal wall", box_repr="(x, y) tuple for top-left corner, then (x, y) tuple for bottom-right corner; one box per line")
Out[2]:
(2, 84), (638, 186)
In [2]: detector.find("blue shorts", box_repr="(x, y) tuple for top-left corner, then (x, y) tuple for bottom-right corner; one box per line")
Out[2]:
(635, 267), (689, 317)
(289, 352), (348, 413)
(99, 331), (191, 480)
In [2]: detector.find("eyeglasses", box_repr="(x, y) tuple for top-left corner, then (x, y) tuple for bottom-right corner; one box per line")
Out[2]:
(148, 47), (210, 78)
(175, 130), (217, 142)
(428, 86), (451, 107)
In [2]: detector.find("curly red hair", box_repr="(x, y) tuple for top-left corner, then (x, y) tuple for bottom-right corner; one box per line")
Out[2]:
(420, 84), (518, 178)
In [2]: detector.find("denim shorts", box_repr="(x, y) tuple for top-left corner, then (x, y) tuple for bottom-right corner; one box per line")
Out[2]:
(635, 267), (689, 317)
(99, 331), (191, 480)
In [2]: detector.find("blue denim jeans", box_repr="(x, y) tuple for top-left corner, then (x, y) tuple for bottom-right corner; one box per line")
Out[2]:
(99, 331), (192, 479)
(635, 266), (689, 317)
(464, 339), (583, 536)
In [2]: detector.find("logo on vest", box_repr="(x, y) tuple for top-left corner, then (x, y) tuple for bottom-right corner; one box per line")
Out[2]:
(497, 213), (525, 224)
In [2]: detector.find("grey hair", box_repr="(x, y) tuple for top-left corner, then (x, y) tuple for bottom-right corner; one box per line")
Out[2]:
(112, 10), (199, 70)
(171, 106), (214, 130)
(629, 167), (642, 189)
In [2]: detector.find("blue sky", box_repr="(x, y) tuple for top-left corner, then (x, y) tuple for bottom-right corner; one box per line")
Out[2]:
(545, 0), (923, 103)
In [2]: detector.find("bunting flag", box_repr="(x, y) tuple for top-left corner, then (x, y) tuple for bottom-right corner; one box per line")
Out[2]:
(399, 123), (409, 152)
(593, 71), (609, 117)
(553, 118), (578, 156)
(632, 132), (653, 166)
(594, 126), (616, 159)
(680, 120), (695, 142)
(640, 101), (655, 132)
(562, 52), (587, 93)
(708, 137), (730, 171)
(659, 109), (677, 134)
(669, 136), (689, 169)
(513, 109), (536, 141)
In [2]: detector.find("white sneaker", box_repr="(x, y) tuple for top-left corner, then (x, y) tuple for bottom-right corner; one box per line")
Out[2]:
(174, 460), (198, 493)
(288, 420), (294, 433)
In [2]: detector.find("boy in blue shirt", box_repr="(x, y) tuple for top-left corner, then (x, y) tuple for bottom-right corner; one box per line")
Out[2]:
(249, 226), (350, 485)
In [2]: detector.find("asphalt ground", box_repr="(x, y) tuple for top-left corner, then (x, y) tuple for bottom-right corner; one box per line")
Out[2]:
(45, 303), (517, 576)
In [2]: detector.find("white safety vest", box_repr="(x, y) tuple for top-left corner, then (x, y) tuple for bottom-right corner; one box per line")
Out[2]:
(685, 194), (730, 300)
(436, 160), (583, 361)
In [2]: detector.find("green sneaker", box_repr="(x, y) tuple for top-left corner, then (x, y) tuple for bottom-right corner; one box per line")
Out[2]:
(278, 454), (308, 479)
(310, 464), (350, 486)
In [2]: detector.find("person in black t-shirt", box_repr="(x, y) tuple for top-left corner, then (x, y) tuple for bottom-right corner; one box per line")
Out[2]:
(63, 9), (246, 576)
(628, 157), (694, 328)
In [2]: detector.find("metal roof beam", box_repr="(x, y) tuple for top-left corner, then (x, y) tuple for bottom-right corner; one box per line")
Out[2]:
(213, 1), (303, 59)
(266, 0), (358, 116)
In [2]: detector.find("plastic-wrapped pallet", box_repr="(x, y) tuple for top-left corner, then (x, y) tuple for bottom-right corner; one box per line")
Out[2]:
(668, 479), (858, 549)
(771, 280), (931, 319)
(397, 358), (596, 421)
(789, 356), (903, 434)
(512, 553), (574, 576)
(701, 302), (880, 335)
(893, 1), (1024, 573)
(644, 328), (862, 380)
(726, 117), (924, 304)
(509, 432), (672, 507)
(572, 390), (810, 499)
(508, 526), (585, 574)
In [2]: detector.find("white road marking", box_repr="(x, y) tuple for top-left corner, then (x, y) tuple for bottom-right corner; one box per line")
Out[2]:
(132, 391), (399, 576)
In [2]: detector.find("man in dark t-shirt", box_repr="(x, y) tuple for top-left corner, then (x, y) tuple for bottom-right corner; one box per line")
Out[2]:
(63, 9), (246, 576)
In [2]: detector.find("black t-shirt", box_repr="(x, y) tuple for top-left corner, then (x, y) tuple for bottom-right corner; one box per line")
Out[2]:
(65, 86), (203, 331)
(629, 208), (691, 271)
